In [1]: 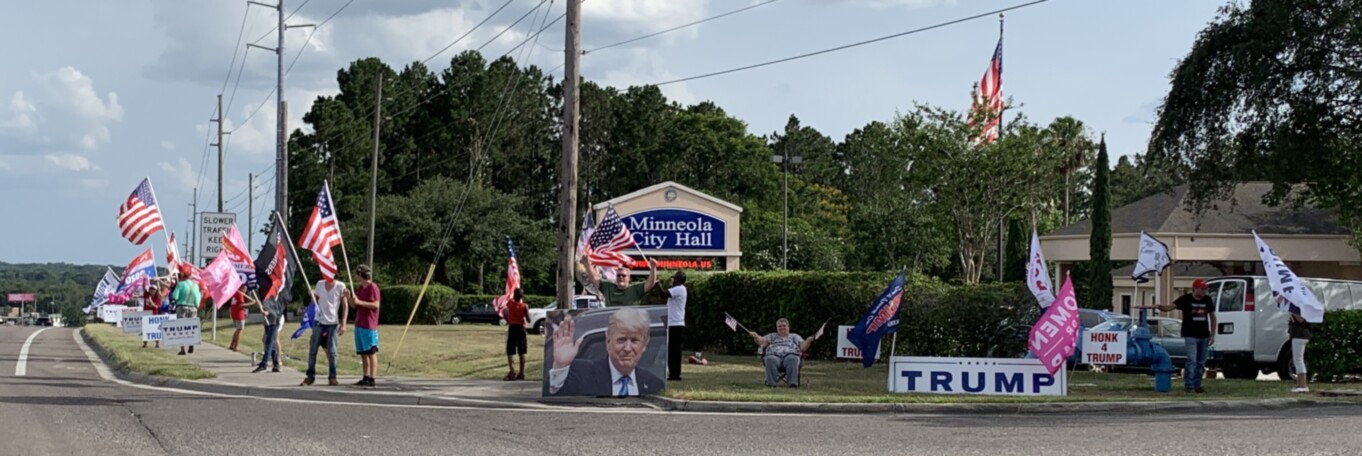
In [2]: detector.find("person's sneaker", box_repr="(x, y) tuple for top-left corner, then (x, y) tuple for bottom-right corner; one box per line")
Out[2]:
(1292, 387), (1310, 393)
(354, 377), (369, 386)
(363, 378), (376, 387)
(515, 372), (525, 381)
(188, 346), (194, 354)
(252, 366), (266, 373)
(301, 377), (315, 386)
(328, 378), (339, 386)
(271, 367), (281, 373)
(1194, 387), (1206, 394)
(503, 372), (516, 381)
(177, 351), (186, 356)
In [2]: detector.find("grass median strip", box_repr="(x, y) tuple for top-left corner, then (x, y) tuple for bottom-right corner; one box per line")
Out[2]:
(84, 324), (215, 380)
(206, 321), (546, 381)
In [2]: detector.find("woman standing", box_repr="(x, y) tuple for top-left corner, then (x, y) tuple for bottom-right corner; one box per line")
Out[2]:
(1289, 312), (1312, 393)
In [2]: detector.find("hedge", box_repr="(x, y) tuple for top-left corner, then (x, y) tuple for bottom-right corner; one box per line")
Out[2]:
(1307, 310), (1362, 383)
(682, 271), (1037, 362)
(378, 287), (555, 325)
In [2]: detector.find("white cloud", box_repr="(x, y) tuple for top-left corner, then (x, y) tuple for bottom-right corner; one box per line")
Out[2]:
(158, 157), (198, 190)
(161, 140), (176, 150)
(584, 0), (708, 28)
(595, 49), (696, 105)
(0, 158), (9, 171)
(80, 178), (108, 189)
(44, 153), (97, 171)
(1, 67), (124, 152)
(855, 0), (958, 8)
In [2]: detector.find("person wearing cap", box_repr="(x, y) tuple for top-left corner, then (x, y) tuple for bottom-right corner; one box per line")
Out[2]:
(1157, 279), (1217, 393)
(170, 263), (202, 356)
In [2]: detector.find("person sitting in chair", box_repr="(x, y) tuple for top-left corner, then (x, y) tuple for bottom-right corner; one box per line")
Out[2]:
(748, 318), (820, 388)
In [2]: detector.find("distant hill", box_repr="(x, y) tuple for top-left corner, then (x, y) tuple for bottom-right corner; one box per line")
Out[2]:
(0, 262), (121, 315)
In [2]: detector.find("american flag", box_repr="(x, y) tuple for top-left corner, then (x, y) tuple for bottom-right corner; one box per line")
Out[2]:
(968, 36), (1004, 144)
(299, 183), (343, 280)
(587, 206), (637, 269)
(118, 178), (164, 245)
(491, 237), (519, 317)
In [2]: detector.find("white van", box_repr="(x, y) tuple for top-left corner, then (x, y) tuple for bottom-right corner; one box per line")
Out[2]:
(1207, 276), (1362, 380)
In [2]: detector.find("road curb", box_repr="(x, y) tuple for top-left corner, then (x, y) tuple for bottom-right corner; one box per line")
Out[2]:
(80, 329), (1358, 415)
(650, 395), (1352, 415)
(80, 329), (550, 410)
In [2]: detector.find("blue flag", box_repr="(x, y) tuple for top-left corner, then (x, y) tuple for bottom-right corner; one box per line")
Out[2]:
(847, 272), (906, 368)
(291, 302), (317, 340)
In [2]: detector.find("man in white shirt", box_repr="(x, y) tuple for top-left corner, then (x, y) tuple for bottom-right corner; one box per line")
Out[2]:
(546, 308), (663, 397)
(664, 271), (687, 381)
(302, 278), (348, 386)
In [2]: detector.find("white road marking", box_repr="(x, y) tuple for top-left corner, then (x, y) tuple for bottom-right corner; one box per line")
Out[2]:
(15, 327), (53, 376)
(70, 329), (842, 417)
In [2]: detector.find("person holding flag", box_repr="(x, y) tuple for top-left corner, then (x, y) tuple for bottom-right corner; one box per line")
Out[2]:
(303, 275), (348, 386)
(349, 264), (381, 387)
(1253, 232), (1325, 393)
(503, 289), (529, 381)
(252, 219), (296, 374)
(170, 262), (202, 356)
(748, 318), (823, 388)
(1157, 279), (1216, 393)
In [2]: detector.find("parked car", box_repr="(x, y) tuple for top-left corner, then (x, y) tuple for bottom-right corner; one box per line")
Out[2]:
(449, 303), (506, 326)
(527, 295), (603, 334)
(1204, 276), (1362, 380)
(35, 316), (51, 326)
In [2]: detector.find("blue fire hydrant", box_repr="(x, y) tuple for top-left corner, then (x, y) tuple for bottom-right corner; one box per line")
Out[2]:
(1128, 308), (1178, 392)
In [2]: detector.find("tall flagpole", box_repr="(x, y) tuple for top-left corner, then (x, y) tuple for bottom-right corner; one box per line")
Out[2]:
(324, 181), (358, 288)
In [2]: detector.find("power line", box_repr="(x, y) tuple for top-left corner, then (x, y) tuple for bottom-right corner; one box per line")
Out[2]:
(421, 0), (517, 66)
(285, 0), (356, 76)
(476, 0), (549, 53)
(250, 0), (312, 45)
(583, 0), (780, 55)
(654, 0), (1049, 86)
(219, 7), (253, 95)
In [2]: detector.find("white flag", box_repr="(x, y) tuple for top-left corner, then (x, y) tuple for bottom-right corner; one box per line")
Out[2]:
(87, 268), (120, 312)
(1027, 230), (1056, 308)
(1132, 231), (1171, 283)
(1253, 231), (1325, 323)
(724, 313), (739, 332)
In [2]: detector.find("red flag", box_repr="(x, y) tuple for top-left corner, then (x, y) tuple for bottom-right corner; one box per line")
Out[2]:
(491, 238), (519, 317)
(166, 231), (181, 271)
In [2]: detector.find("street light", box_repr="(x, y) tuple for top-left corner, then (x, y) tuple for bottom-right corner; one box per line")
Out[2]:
(771, 150), (802, 269)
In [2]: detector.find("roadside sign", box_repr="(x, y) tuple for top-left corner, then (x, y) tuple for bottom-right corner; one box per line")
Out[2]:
(121, 311), (152, 334)
(142, 315), (176, 342)
(199, 212), (237, 260)
(835, 325), (880, 360)
(161, 318), (202, 348)
(1082, 330), (1128, 365)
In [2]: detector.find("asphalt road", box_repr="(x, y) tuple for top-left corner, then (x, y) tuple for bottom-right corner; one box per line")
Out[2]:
(2, 325), (1361, 455)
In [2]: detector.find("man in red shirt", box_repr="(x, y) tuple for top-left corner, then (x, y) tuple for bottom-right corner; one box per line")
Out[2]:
(350, 264), (382, 387)
(504, 289), (529, 381)
(228, 287), (259, 352)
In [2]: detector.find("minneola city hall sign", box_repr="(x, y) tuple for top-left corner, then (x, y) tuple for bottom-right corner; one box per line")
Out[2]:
(594, 181), (743, 272)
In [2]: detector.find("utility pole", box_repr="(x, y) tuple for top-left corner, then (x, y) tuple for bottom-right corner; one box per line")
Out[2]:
(212, 94), (226, 212)
(190, 187), (198, 266)
(367, 73), (382, 267)
(556, 0), (582, 311)
(248, 173), (254, 251)
(248, 0), (313, 236)
(771, 143), (801, 269)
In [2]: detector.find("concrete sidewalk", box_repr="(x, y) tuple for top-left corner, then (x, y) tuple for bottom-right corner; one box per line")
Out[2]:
(116, 337), (592, 410)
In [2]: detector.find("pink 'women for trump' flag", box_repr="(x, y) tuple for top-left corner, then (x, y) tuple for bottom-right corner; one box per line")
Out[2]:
(1027, 275), (1080, 375)
(201, 254), (243, 310)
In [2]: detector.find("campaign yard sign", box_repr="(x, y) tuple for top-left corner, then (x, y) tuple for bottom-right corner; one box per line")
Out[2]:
(1082, 330), (1128, 365)
(835, 325), (880, 360)
(121, 311), (152, 334)
(888, 357), (1067, 396)
(160, 318), (202, 347)
(142, 315), (176, 342)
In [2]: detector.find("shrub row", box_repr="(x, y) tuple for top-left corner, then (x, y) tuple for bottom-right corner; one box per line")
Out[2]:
(1307, 310), (1362, 383)
(682, 271), (1036, 361)
(378, 286), (554, 325)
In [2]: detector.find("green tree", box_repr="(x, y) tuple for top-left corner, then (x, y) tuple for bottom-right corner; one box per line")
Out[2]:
(1044, 117), (1097, 225)
(1150, 0), (1362, 249)
(1084, 137), (1113, 309)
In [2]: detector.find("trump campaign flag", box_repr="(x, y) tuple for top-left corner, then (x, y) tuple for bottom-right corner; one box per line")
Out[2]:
(491, 237), (519, 317)
(1132, 231), (1170, 284)
(1027, 230), (1056, 308)
(87, 268), (120, 312)
(291, 302), (317, 340)
(222, 224), (257, 284)
(201, 254), (243, 310)
(1028, 275), (1081, 375)
(848, 272), (906, 368)
(116, 249), (157, 294)
(1254, 232), (1325, 323)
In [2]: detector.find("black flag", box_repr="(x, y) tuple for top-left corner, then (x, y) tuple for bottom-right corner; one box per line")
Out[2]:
(253, 218), (296, 303)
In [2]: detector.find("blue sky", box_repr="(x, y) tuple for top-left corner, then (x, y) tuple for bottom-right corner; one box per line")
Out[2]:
(0, 0), (1224, 265)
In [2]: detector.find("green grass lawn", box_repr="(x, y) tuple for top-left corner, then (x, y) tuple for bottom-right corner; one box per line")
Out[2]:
(198, 323), (1326, 403)
(661, 355), (1302, 403)
(206, 321), (545, 381)
(84, 324), (216, 380)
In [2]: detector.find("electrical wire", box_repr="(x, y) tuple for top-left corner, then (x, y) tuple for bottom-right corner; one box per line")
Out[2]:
(653, 0), (1049, 86)
(582, 0), (780, 54)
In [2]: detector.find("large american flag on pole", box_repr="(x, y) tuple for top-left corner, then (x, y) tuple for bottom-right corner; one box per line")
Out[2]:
(491, 237), (519, 317)
(968, 36), (1004, 145)
(117, 178), (164, 245)
(587, 206), (637, 270)
(299, 182), (343, 280)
